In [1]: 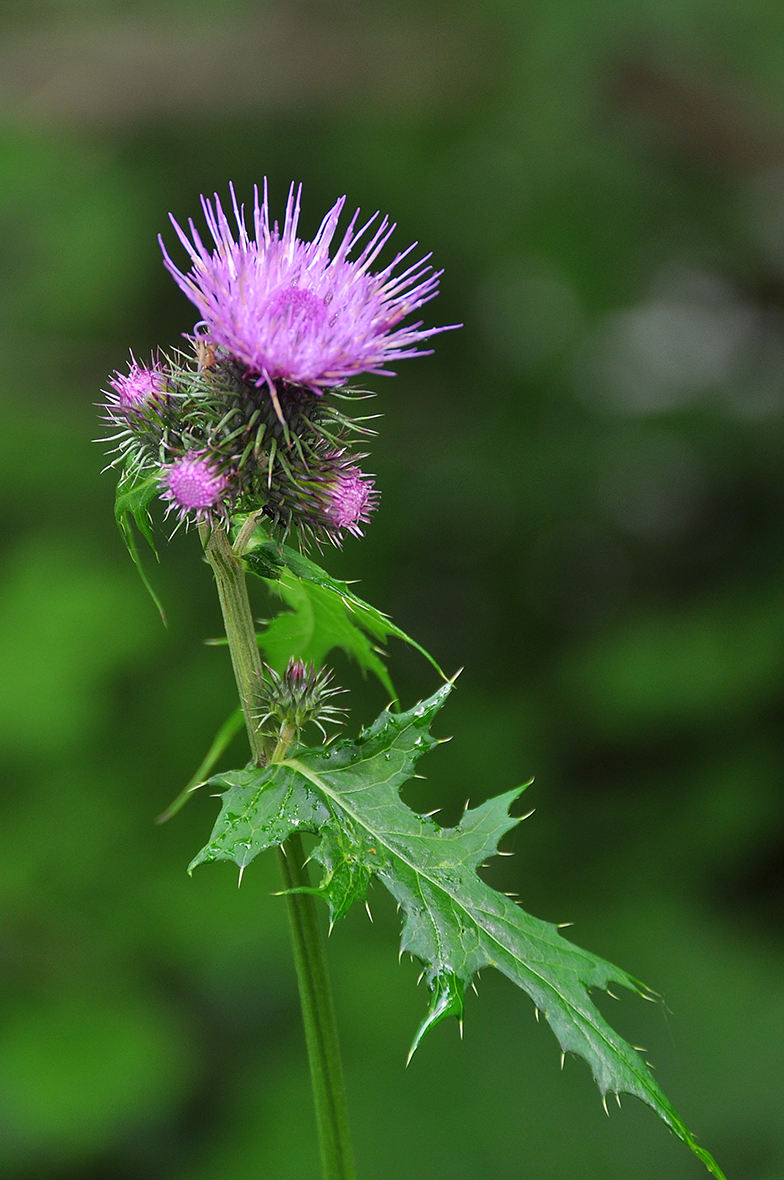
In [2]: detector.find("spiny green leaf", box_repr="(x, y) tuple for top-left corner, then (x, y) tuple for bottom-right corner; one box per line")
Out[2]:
(244, 537), (445, 699)
(114, 472), (166, 624)
(189, 685), (725, 1179)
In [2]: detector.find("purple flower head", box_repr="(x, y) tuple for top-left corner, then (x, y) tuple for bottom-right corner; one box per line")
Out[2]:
(159, 181), (457, 393)
(325, 466), (376, 539)
(160, 453), (228, 522)
(106, 356), (168, 416)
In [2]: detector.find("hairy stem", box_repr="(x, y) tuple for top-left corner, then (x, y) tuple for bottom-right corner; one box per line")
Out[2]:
(201, 522), (356, 1180)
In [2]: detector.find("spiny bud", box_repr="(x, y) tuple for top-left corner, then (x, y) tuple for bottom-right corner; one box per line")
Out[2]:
(99, 354), (172, 474)
(107, 358), (168, 413)
(253, 659), (346, 742)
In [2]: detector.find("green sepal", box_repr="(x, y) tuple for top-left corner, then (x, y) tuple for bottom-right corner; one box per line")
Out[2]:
(114, 471), (166, 624)
(243, 537), (445, 700)
(189, 684), (725, 1178)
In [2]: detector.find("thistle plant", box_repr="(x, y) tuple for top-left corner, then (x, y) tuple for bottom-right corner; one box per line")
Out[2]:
(103, 182), (727, 1180)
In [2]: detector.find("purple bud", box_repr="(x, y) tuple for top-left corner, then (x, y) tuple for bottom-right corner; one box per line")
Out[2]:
(108, 359), (168, 414)
(161, 453), (227, 521)
(286, 659), (307, 688)
(325, 468), (376, 538)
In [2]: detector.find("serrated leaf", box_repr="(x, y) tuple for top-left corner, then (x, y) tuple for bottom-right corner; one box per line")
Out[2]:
(190, 685), (725, 1178)
(190, 766), (329, 870)
(114, 472), (166, 623)
(244, 537), (445, 699)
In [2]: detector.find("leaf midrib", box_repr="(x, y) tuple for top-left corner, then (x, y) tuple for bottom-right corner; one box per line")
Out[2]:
(283, 751), (672, 1118)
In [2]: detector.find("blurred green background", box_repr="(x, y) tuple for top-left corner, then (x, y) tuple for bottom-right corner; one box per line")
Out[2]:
(1, 1), (783, 1177)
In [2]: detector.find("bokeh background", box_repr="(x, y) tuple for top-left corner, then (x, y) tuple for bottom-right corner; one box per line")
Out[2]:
(1, 1), (783, 1177)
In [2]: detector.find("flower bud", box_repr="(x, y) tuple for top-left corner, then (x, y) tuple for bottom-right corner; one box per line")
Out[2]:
(160, 453), (228, 522)
(253, 659), (345, 742)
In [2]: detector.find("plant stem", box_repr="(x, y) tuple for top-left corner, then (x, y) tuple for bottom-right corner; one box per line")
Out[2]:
(276, 835), (356, 1180)
(201, 522), (356, 1180)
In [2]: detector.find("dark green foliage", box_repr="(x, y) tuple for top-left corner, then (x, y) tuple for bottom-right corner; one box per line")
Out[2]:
(191, 685), (726, 1179)
(245, 536), (445, 698)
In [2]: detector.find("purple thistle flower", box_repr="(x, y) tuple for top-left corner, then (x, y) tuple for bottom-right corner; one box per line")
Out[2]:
(160, 453), (228, 522)
(159, 181), (456, 394)
(106, 357), (168, 415)
(325, 467), (376, 539)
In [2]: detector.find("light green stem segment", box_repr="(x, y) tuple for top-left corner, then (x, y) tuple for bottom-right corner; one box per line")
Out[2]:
(201, 522), (356, 1180)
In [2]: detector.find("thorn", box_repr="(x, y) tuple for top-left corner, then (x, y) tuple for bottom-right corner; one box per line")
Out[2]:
(640, 992), (657, 1003)
(632, 1045), (647, 1053)
(417, 971), (425, 986)
(464, 799), (471, 810)
(557, 921), (574, 929)
(237, 865), (245, 889)
(279, 843), (287, 856)
(645, 1061), (656, 1070)
(458, 1019), (464, 1039)
(497, 850), (514, 856)
(606, 989), (619, 1000)
(365, 901), (374, 923)
(436, 735), (453, 744)
(615, 1093), (622, 1108)
(398, 947), (404, 963)
(449, 667), (464, 684)
(560, 1052), (565, 1071)
(396, 903), (401, 913)
(520, 808), (536, 821)
(412, 774), (427, 780)
(534, 1007), (540, 1022)
(503, 891), (519, 898)
(328, 921), (334, 936)
(602, 1095), (609, 1117)
(422, 808), (441, 818)
(471, 981), (479, 996)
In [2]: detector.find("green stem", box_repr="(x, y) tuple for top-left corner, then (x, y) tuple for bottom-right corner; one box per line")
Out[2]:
(276, 836), (356, 1180)
(201, 522), (356, 1180)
